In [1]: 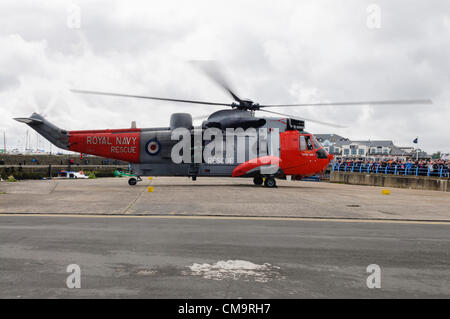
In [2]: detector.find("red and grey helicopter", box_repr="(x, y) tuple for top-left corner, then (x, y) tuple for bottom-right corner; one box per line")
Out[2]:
(14, 63), (431, 187)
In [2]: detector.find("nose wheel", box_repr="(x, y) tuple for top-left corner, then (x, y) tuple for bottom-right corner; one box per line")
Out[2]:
(128, 176), (142, 186)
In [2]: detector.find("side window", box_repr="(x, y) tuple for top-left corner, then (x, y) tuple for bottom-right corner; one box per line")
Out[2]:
(299, 136), (307, 150)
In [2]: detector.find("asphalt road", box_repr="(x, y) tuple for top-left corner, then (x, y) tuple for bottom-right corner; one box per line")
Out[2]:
(0, 214), (448, 298)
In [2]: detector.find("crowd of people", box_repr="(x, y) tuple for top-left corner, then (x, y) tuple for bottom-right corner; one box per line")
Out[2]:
(332, 157), (449, 177)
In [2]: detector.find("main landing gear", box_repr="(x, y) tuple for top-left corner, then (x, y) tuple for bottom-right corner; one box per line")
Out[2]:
(253, 176), (263, 185)
(128, 176), (142, 186)
(253, 176), (277, 188)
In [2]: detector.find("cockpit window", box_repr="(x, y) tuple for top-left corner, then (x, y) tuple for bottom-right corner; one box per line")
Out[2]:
(311, 136), (322, 149)
(305, 136), (314, 150)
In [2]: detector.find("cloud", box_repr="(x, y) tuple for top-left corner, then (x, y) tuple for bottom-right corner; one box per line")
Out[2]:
(0, 0), (448, 153)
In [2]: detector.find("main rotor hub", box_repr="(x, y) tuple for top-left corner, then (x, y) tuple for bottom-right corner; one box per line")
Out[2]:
(231, 99), (260, 111)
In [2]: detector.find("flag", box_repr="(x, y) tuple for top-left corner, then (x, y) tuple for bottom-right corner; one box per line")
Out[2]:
(413, 138), (418, 144)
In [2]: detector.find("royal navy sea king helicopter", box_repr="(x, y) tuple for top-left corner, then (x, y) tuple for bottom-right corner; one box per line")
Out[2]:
(14, 63), (431, 187)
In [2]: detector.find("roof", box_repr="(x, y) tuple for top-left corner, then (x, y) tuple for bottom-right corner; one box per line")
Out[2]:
(353, 140), (395, 147)
(333, 140), (395, 147)
(390, 146), (409, 156)
(316, 134), (397, 148)
(315, 134), (349, 143)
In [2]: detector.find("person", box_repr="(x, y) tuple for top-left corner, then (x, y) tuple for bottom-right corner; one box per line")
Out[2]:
(428, 162), (433, 170)
(406, 160), (412, 170)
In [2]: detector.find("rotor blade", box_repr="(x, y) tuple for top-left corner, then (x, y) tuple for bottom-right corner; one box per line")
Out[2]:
(71, 89), (232, 107)
(258, 109), (347, 128)
(190, 60), (242, 103)
(259, 99), (433, 108)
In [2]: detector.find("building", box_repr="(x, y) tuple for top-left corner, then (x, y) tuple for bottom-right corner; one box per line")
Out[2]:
(314, 134), (349, 157)
(315, 134), (429, 160)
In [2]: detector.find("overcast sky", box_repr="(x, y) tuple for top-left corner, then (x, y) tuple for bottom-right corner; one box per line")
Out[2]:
(0, 0), (449, 153)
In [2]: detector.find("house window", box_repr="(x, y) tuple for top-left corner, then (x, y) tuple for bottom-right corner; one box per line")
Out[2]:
(359, 149), (365, 155)
(344, 149), (349, 155)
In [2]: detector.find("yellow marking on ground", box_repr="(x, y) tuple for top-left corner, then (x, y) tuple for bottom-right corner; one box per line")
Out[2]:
(0, 213), (449, 225)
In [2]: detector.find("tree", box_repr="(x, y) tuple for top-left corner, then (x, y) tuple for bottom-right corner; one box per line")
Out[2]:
(431, 151), (442, 159)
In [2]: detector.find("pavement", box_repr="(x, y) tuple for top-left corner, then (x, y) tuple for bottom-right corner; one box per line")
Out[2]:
(0, 214), (449, 298)
(0, 177), (449, 298)
(0, 177), (449, 220)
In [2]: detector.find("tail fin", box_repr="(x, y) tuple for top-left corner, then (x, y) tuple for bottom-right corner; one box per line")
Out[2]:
(14, 113), (70, 150)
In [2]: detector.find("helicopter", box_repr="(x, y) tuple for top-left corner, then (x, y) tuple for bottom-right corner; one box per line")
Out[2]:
(14, 63), (432, 187)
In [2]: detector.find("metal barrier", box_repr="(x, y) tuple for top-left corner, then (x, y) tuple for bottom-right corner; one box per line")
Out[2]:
(332, 162), (449, 178)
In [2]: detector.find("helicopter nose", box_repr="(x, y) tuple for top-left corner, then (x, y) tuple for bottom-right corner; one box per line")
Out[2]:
(322, 153), (334, 171)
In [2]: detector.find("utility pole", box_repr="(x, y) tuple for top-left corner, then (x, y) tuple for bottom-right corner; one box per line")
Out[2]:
(3, 131), (5, 153)
(416, 136), (419, 161)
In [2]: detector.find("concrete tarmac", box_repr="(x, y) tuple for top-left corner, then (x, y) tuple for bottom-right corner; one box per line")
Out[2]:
(0, 177), (449, 220)
(0, 214), (448, 298)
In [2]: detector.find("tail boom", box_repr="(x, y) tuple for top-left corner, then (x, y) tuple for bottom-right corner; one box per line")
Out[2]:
(14, 113), (141, 162)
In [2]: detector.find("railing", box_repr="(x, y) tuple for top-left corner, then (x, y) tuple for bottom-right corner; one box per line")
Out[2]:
(332, 162), (449, 178)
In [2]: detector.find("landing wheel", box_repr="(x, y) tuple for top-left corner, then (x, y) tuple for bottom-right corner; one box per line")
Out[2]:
(253, 176), (263, 185)
(128, 177), (137, 186)
(264, 177), (277, 188)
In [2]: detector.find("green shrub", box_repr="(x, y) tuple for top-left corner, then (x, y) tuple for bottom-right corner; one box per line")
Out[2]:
(88, 173), (96, 179)
(7, 175), (16, 182)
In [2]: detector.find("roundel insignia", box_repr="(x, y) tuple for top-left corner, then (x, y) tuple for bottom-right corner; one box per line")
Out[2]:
(145, 139), (161, 156)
